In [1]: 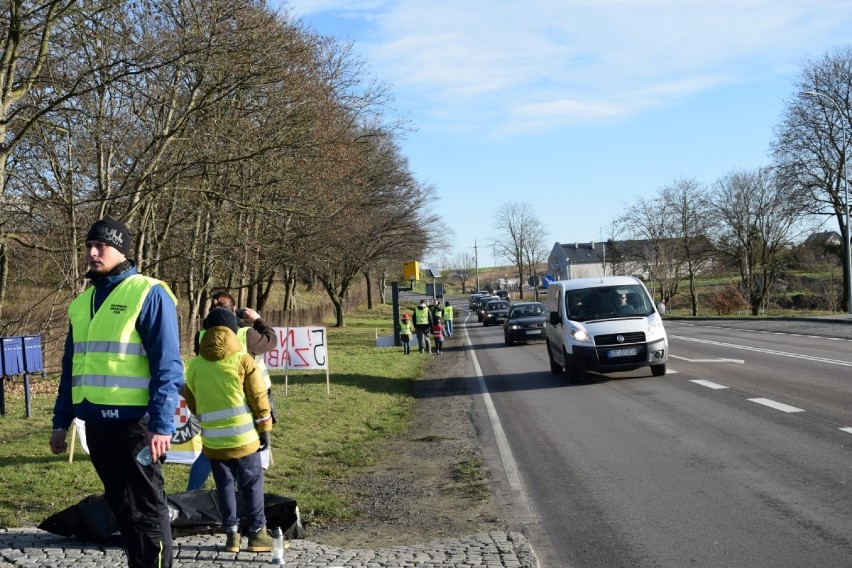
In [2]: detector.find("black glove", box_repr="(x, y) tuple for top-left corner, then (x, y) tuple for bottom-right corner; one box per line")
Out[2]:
(258, 430), (270, 451)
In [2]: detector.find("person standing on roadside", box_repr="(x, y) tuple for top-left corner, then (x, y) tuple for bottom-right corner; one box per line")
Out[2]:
(399, 313), (413, 354)
(432, 317), (445, 354)
(412, 299), (432, 353)
(187, 291), (277, 491)
(442, 301), (454, 338)
(49, 218), (183, 568)
(182, 308), (274, 553)
(430, 298), (443, 324)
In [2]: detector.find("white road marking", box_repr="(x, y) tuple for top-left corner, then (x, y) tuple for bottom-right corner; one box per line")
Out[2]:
(671, 335), (852, 367)
(840, 427), (852, 435)
(670, 354), (744, 364)
(748, 398), (805, 413)
(690, 379), (729, 390)
(462, 315), (536, 520)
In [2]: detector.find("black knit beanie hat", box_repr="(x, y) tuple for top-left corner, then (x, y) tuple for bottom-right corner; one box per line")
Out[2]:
(204, 307), (239, 333)
(86, 218), (131, 257)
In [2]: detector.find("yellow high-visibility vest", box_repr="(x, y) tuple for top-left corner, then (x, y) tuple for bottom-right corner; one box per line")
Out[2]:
(199, 324), (271, 389)
(185, 352), (259, 450)
(413, 305), (430, 325)
(68, 274), (176, 406)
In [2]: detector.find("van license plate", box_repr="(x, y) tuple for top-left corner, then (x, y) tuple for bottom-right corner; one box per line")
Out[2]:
(608, 347), (638, 358)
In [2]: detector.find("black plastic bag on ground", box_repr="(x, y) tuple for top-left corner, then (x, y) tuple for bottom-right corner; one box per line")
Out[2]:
(37, 493), (121, 544)
(38, 490), (302, 543)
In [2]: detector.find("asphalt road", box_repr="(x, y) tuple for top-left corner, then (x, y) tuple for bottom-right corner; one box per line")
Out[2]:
(460, 311), (852, 568)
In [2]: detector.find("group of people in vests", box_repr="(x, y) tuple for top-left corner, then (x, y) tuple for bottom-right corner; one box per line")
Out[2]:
(49, 218), (278, 568)
(399, 298), (454, 354)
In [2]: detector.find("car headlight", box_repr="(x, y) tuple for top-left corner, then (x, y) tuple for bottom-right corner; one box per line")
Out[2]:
(648, 317), (665, 339)
(509, 324), (521, 330)
(569, 326), (591, 343)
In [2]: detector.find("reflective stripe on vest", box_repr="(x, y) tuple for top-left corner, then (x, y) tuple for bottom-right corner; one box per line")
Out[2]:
(185, 351), (259, 450)
(413, 306), (429, 325)
(198, 403), (251, 423)
(68, 274), (175, 407)
(201, 421), (256, 439)
(237, 326), (271, 389)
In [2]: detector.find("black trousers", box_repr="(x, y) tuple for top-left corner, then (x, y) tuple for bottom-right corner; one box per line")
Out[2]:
(87, 418), (173, 568)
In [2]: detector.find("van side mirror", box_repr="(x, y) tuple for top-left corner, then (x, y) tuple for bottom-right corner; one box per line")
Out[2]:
(549, 312), (560, 325)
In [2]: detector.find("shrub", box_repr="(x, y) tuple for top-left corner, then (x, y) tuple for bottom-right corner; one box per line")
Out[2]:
(709, 285), (749, 315)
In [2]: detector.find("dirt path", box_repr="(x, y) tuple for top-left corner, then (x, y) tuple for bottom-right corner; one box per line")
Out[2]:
(305, 335), (509, 548)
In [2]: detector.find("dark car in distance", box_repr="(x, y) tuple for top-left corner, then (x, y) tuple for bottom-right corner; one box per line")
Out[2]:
(503, 301), (547, 345)
(482, 300), (511, 326)
(469, 293), (487, 310)
(476, 295), (500, 321)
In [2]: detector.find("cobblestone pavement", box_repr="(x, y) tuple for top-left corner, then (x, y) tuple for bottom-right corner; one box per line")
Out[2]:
(0, 528), (538, 568)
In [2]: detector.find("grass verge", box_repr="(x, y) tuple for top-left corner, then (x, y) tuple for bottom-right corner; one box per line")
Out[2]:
(0, 303), (421, 530)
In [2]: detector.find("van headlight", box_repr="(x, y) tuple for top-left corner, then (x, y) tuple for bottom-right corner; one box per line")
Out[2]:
(569, 326), (591, 343)
(648, 318), (665, 339)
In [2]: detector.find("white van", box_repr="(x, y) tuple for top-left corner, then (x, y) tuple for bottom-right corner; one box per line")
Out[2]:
(544, 276), (668, 377)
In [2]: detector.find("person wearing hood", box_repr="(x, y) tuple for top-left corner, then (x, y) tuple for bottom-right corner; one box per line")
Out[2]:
(399, 313), (414, 354)
(411, 299), (433, 353)
(186, 290), (277, 492)
(181, 308), (274, 553)
(49, 217), (183, 568)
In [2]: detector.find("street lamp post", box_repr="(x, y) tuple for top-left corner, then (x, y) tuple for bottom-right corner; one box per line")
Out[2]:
(474, 240), (480, 292)
(804, 90), (852, 314)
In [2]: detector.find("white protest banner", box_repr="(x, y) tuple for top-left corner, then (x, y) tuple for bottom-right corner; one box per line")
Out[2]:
(169, 396), (202, 465)
(263, 327), (330, 394)
(70, 394), (202, 465)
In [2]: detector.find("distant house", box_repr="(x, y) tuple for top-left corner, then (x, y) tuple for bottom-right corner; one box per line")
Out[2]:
(803, 231), (842, 248)
(606, 239), (656, 279)
(547, 241), (606, 280)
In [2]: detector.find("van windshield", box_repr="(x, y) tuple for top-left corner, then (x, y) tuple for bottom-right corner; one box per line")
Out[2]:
(564, 285), (654, 321)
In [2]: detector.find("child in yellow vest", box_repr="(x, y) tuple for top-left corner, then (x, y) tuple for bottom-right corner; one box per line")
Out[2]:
(399, 313), (413, 354)
(182, 308), (273, 553)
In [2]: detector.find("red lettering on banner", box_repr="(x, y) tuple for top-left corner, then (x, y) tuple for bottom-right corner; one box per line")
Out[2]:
(264, 326), (328, 370)
(292, 346), (310, 367)
(276, 328), (295, 349)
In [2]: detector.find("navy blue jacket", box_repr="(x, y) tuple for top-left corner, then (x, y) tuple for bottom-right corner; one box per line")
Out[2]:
(52, 262), (185, 435)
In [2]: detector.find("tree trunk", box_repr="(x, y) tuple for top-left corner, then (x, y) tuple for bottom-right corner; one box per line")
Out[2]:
(364, 269), (374, 309)
(688, 266), (698, 316)
(332, 295), (345, 327)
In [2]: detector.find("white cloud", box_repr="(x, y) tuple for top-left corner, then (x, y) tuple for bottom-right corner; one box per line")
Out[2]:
(285, 0), (852, 136)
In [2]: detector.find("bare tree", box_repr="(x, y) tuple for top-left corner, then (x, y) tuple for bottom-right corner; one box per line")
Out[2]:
(492, 202), (544, 300)
(447, 251), (476, 294)
(0, 1), (106, 310)
(709, 167), (804, 315)
(772, 46), (852, 311)
(613, 195), (681, 307)
(661, 177), (715, 315)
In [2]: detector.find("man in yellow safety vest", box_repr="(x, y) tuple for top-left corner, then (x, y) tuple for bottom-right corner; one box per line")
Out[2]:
(49, 217), (184, 568)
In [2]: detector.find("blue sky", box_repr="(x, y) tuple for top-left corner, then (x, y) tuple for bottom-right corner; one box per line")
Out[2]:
(280, 1), (852, 269)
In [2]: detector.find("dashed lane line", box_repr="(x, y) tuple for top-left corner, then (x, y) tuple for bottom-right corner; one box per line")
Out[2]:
(748, 398), (806, 413)
(687, 370), (852, 436)
(670, 354), (744, 364)
(690, 379), (729, 389)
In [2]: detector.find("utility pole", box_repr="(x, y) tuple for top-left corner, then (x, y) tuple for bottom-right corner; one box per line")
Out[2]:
(474, 240), (480, 292)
